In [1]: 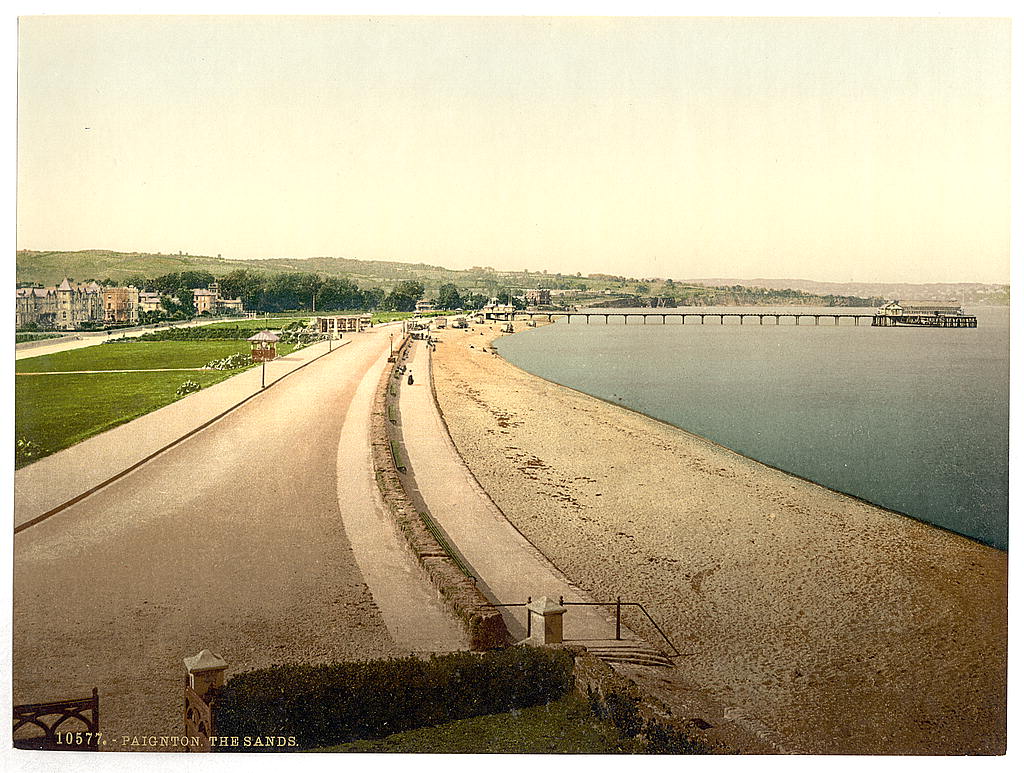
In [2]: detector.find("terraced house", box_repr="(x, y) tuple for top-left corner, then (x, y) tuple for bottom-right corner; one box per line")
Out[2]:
(15, 278), (139, 330)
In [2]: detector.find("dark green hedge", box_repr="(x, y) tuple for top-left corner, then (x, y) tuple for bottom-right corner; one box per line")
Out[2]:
(106, 326), (255, 342)
(213, 647), (574, 750)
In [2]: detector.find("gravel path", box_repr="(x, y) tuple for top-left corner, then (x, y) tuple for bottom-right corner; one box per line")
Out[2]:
(431, 323), (1007, 755)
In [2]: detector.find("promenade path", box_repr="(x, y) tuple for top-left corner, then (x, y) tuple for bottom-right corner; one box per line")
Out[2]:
(15, 337), (345, 530)
(13, 325), (465, 745)
(398, 339), (633, 644)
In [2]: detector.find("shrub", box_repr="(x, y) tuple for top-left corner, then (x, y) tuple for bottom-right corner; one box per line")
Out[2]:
(585, 685), (709, 754)
(176, 380), (201, 396)
(15, 438), (45, 465)
(204, 353), (253, 370)
(213, 646), (574, 751)
(643, 717), (707, 754)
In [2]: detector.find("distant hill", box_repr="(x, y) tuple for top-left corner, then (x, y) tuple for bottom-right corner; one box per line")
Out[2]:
(15, 249), (1008, 306)
(689, 278), (1009, 305)
(15, 249), (513, 294)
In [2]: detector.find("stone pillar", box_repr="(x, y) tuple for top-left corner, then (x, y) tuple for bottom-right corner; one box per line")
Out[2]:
(184, 649), (228, 701)
(527, 596), (567, 645)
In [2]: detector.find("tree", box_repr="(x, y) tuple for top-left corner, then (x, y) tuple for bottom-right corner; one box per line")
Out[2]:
(362, 287), (386, 310)
(436, 283), (462, 310)
(383, 280), (425, 312)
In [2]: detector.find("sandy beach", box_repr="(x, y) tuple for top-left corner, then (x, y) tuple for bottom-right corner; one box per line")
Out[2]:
(430, 323), (1007, 755)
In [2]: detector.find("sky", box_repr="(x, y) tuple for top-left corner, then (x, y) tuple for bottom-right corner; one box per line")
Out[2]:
(16, 15), (1012, 284)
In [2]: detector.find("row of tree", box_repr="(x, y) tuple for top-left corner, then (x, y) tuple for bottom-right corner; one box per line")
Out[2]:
(108, 270), (513, 320)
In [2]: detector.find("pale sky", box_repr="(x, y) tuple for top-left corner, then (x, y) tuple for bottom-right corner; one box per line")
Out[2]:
(16, 16), (1012, 284)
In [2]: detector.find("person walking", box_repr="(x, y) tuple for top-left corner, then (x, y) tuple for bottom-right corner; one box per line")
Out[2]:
(407, 371), (414, 386)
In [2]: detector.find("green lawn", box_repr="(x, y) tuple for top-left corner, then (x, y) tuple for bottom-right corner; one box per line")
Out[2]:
(313, 694), (634, 754)
(15, 370), (237, 466)
(15, 338), (302, 466)
(16, 341), (258, 373)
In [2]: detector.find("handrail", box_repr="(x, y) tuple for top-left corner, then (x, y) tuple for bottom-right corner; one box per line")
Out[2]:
(418, 511), (476, 582)
(484, 597), (681, 657)
(558, 598), (681, 657)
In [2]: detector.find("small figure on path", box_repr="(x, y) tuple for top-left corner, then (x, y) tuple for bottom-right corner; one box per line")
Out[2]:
(407, 372), (414, 385)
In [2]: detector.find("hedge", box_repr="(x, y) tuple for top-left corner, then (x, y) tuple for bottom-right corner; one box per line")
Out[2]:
(105, 326), (259, 342)
(213, 646), (574, 750)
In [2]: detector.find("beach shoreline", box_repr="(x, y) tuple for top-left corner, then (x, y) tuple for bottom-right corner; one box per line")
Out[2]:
(430, 321), (1007, 755)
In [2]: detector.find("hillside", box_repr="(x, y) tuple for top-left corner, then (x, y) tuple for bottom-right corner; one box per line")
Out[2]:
(15, 249), (1005, 307)
(690, 278), (1009, 306)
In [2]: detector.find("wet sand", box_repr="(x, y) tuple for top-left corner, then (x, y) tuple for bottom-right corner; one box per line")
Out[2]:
(431, 323), (1007, 755)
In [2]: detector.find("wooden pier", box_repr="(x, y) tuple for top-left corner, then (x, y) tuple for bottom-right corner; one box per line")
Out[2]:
(485, 310), (977, 328)
(490, 311), (876, 326)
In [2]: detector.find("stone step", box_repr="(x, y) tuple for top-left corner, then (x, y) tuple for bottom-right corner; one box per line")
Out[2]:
(585, 642), (674, 668)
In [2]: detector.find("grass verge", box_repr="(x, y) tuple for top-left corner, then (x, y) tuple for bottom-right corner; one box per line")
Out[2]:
(313, 694), (635, 754)
(15, 370), (236, 466)
(14, 338), (299, 466)
(15, 340), (260, 372)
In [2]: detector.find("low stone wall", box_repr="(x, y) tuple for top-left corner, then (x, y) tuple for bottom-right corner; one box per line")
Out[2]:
(370, 334), (510, 651)
(567, 647), (725, 753)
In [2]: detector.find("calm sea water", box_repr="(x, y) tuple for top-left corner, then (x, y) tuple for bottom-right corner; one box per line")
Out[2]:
(496, 306), (1009, 549)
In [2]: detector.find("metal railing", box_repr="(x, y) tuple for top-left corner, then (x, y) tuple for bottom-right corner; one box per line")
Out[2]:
(491, 597), (533, 637)
(418, 511), (476, 582)
(486, 596), (681, 657)
(557, 596), (681, 657)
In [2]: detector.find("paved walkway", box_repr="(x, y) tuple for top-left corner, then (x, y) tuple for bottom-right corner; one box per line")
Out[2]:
(14, 337), (351, 530)
(397, 339), (636, 644)
(334, 344), (468, 654)
(13, 323), (467, 742)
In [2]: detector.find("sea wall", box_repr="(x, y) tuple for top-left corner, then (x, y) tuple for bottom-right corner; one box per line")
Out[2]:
(369, 333), (510, 651)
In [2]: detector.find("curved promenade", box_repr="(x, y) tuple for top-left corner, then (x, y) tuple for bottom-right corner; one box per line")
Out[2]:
(12, 326), (466, 745)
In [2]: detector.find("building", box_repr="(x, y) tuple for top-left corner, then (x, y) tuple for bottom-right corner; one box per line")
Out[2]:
(16, 279), (144, 330)
(192, 288), (219, 314)
(481, 297), (516, 318)
(54, 279), (105, 330)
(317, 314), (372, 335)
(102, 286), (140, 325)
(192, 282), (245, 315)
(15, 287), (58, 329)
(524, 289), (551, 305)
(877, 300), (964, 317)
(138, 291), (164, 314)
(415, 300), (436, 315)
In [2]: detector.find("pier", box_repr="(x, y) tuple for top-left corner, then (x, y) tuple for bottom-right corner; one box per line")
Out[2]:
(485, 310), (977, 328)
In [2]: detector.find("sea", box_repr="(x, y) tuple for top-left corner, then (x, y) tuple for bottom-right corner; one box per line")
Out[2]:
(496, 306), (1010, 550)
